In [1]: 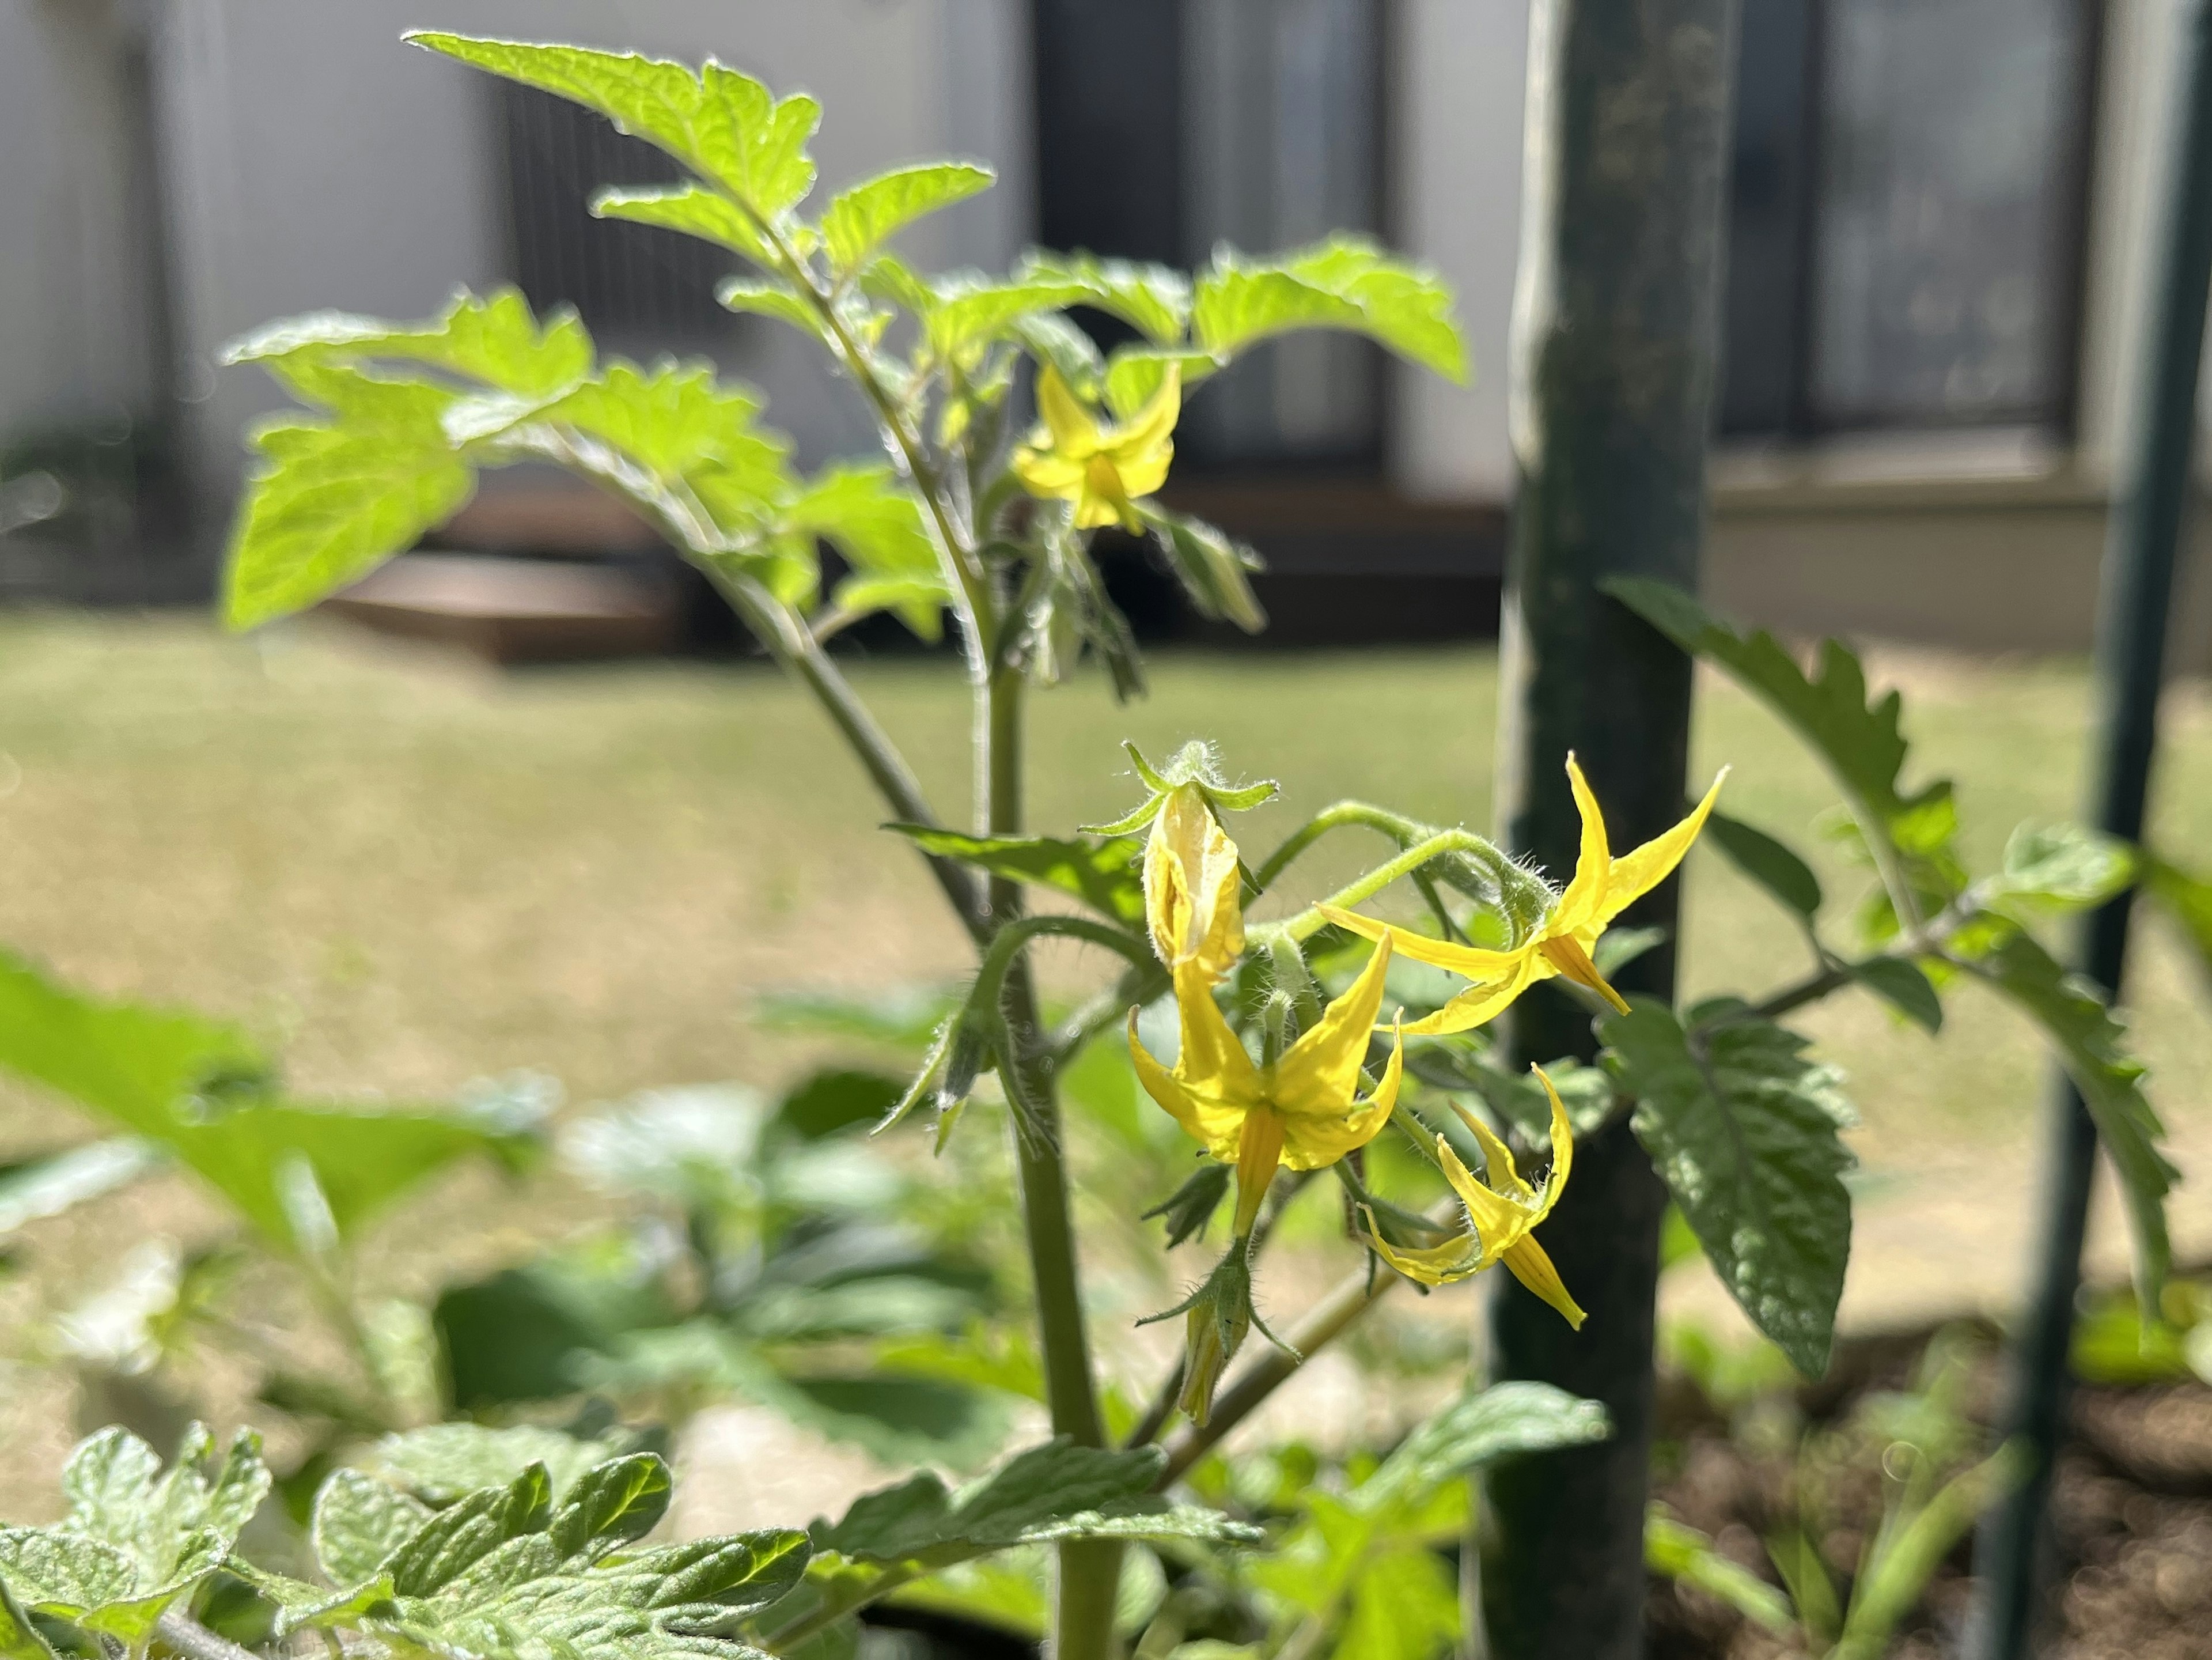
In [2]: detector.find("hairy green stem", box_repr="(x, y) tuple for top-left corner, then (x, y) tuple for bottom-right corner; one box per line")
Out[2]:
(153, 1613), (260, 1660)
(1257, 828), (1520, 946)
(978, 663), (1121, 1659)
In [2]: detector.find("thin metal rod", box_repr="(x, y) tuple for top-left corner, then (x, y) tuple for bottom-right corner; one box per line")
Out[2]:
(1968, 5), (2212, 1652)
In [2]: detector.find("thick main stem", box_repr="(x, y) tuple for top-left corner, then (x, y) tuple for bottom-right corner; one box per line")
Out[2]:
(979, 661), (1120, 1657)
(1481, 1), (1738, 1655)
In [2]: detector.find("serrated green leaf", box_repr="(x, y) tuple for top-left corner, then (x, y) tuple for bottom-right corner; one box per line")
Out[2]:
(1364, 1382), (1611, 1508)
(2143, 852), (2212, 989)
(225, 288), (593, 402)
(1017, 251), (1193, 345)
(812, 1439), (1257, 1568)
(882, 826), (1144, 925)
(924, 274), (1094, 362)
(1193, 237), (1468, 381)
(1964, 927), (2175, 1313)
(596, 186), (773, 263)
(1847, 957), (1944, 1033)
(780, 463), (945, 639)
(408, 35), (819, 224)
(385, 1465), (555, 1598)
(1993, 822), (2135, 913)
(714, 276), (822, 335)
(0, 1139), (161, 1237)
(1135, 505), (1266, 634)
(1336, 1545), (1460, 1660)
(772, 1071), (903, 1143)
(1707, 810), (1824, 918)
(1606, 1002), (1855, 1375)
(0, 1532), (137, 1619)
(368, 1425), (635, 1507)
(224, 400), (474, 630)
(823, 162), (994, 272)
(1607, 581), (1957, 906)
(313, 1471), (433, 1588)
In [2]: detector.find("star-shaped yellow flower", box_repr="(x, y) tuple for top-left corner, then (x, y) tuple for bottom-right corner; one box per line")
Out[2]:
(1362, 1069), (1584, 1327)
(1321, 755), (1726, 1035)
(1143, 782), (1244, 981)
(1011, 365), (1179, 531)
(1131, 941), (1404, 1240)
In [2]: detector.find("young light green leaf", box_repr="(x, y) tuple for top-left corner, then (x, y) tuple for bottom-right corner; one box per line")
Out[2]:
(1194, 238), (1468, 381)
(0, 1139), (162, 1237)
(1963, 927), (2174, 1314)
(882, 827), (1144, 925)
(780, 463), (946, 638)
(923, 274), (1094, 362)
(1846, 957), (1944, 1034)
(313, 1470), (433, 1588)
(1017, 252), (1194, 345)
(2143, 852), (2212, 989)
(1832, 1445), (2025, 1660)
(1335, 1546), (1460, 1659)
(1285, 235), (1467, 380)
(597, 186), (773, 264)
(715, 276), (823, 335)
(1135, 505), (1266, 634)
(1607, 1001), (1857, 1376)
(1011, 312), (1107, 402)
(1706, 810), (1824, 918)
(1645, 1510), (1795, 1634)
(225, 395), (474, 630)
(1103, 347), (1219, 421)
(823, 162), (994, 272)
(407, 36), (820, 224)
(1992, 822), (2135, 913)
(225, 288), (593, 402)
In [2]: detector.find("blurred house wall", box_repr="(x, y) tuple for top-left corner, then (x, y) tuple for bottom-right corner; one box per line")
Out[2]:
(146, 0), (1035, 509)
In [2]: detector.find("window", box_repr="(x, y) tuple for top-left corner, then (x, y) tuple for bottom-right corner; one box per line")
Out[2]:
(1033, 0), (1387, 469)
(1720, 0), (2100, 437)
(495, 81), (734, 346)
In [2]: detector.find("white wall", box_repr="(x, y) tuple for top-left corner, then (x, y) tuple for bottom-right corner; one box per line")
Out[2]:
(154, 0), (1035, 501)
(1389, 0), (1527, 504)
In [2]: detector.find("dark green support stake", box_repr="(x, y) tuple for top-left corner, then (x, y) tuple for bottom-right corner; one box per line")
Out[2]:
(1477, 2), (1740, 1656)
(1968, 5), (2212, 1654)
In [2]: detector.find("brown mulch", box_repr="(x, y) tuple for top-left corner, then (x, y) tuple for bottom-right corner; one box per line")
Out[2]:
(1646, 1332), (2212, 1659)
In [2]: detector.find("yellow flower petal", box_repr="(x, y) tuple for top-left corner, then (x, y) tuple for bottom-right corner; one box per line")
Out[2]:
(1360, 1212), (1482, 1285)
(1595, 766), (1730, 928)
(1528, 1065), (1575, 1227)
(1450, 1100), (1533, 1206)
(1113, 443), (1172, 502)
(1318, 905), (1527, 983)
(1282, 1020), (1402, 1169)
(1397, 952), (1544, 1037)
(1127, 1007), (1247, 1159)
(1009, 447), (1087, 496)
(1171, 961), (1264, 1100)
(1232, 1106), (1285, 1235)
(1145, 785), (1244, 977)
(1036, 365), (1103, 457)
(1536, 933), (1631, 1016)
(1274, 932), (1393, 1118)
(1115, 365), (1181, 457)
(1552, 754), (1613, 933)
(1502, 1234), (1585, 1328)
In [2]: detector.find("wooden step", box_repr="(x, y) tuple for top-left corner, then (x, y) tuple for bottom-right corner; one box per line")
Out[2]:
(323, 553), (678, 664)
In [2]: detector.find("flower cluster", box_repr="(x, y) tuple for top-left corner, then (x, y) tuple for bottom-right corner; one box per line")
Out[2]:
(1121, 746), (1723, 1420)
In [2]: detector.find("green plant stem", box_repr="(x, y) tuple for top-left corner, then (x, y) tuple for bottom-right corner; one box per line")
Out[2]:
(1256, 828), (1518, 946)
(1253, 800), (1438, 889)
(756, 1564), (926, 1652)
(154, 1613), (260, 1660)
(979, 661), (1121, 1659)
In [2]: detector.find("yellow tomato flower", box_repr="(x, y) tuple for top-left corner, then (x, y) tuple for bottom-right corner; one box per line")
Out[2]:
(1011, 365), (1179, 531)
(1321, 754), (1726, 1035)
(1362, 1069), (1585, 1328)
(1131, 941), (1404, 1239)
(1144, 783), (1244, 981)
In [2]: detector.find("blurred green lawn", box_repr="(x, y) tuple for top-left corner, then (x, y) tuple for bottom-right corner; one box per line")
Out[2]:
(1, 610), (2207, 1371)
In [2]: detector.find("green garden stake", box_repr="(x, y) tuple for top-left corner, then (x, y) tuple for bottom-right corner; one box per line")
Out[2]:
(1479, 1), (1741, 1654)
(1968, 3), (2212, 1651)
